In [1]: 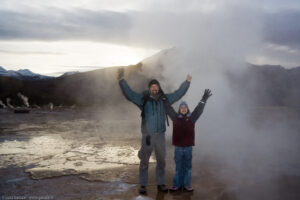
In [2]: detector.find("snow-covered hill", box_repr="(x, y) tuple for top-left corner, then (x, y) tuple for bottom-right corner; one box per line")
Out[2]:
(0, 66), (52, 80)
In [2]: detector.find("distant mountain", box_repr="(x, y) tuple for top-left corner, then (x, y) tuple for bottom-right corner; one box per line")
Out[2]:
(0, 66), (53, 80)
(0, 62), (152, 107)
(60, 71), (80, 77)
(227, 64), (300, 107)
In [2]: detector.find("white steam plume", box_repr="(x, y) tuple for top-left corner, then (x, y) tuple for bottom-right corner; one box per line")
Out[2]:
(6, 98), (14, 109)
(0, 100), (6, 108)
(17, 92), (30, 107)
(48, 102), (54, 110)
(135, 1), (299, 199)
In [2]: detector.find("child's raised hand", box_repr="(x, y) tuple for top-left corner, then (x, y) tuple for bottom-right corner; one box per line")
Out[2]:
(202, 89), (212, 102)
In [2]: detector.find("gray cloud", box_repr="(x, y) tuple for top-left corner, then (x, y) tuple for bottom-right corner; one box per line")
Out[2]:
(1, 6), (300, 51)
(263, 10), (300, 49)
(0, 8), (132, 42)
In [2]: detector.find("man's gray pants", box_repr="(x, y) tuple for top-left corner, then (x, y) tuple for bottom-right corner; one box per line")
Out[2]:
(138, 133), (166, 186)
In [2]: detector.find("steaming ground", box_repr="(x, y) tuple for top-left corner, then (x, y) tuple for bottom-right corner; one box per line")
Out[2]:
(1, 106), (300, 200)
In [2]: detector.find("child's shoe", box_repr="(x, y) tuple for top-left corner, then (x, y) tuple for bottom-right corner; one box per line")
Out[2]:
(169, 186), (180, 192)
(183, 186), (194, 192)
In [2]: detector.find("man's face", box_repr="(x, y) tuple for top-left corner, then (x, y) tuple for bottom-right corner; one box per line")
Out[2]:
(149, 84), (159, 96)
(179, 105), (188, 115)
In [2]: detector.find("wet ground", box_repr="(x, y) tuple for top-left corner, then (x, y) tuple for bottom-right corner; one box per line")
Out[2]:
(1, 108), (300, 200)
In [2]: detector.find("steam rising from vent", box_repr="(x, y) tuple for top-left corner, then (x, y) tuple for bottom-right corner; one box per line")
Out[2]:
(17, 92), (30, 107)
(48, 102), (54, 110)
(6, 98), (14, 109)
(0, 100), (6, 108)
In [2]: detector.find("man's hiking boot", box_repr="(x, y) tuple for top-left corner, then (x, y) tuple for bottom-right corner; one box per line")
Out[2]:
(139, 186), (147, 195)
(157, 184), (168, 192)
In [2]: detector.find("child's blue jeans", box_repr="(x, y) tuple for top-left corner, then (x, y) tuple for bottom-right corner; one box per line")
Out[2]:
(173, 146), (193, 188)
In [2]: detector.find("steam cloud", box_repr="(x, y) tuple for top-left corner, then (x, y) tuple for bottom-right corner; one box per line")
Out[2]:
(17, 92), (30, 107)
(133, 1), (300, 199)
(0, 100), (6, 108)
(48, 102), (54, 110)
(6, 98), (14, 109)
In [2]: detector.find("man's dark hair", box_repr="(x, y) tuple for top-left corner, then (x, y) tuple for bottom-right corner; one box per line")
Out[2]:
(148, 79), (161, 89)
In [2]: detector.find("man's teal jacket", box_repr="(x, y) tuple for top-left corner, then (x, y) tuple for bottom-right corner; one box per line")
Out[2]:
(119, 79), (190, 134)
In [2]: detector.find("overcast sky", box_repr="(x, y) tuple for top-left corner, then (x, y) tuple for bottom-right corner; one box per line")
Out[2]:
(0, 0), (300, 75)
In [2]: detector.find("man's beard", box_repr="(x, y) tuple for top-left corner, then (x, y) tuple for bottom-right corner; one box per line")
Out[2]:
(151, 92), (159, 100)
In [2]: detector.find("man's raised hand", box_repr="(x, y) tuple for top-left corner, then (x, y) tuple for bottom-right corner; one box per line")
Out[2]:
(118, 68), (124, 80)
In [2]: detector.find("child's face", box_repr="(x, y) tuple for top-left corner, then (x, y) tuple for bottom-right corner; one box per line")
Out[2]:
(179, 105), (188, 115)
